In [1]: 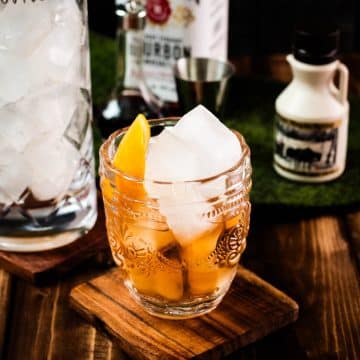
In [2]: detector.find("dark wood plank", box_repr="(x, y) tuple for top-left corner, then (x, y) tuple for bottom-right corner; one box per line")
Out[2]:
(69, 266), (298, 360)
(345, 210), (360, 270)
(0, 270), (12, 357)
(3, 210), (359, 359)
(3, 268), (128, 360)
(244, 214), (360, 359)
(0, 205), (110, 284)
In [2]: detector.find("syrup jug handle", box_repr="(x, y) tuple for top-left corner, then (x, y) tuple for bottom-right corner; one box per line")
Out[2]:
(335, 62), (349, 105)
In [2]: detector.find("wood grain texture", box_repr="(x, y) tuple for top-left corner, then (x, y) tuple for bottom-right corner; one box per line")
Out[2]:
(70, 266), (298, 360)
(345, 211), (360, 270)
(3, 270), (128, 360)
(245, 213), (360, 359)
(1, 208), (359, 359)
(0, 205), (110, 284)
(0, 270), (12, 358)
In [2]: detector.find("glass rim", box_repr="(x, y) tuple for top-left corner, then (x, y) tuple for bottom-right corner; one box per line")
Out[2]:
(99, 117), (251, 185)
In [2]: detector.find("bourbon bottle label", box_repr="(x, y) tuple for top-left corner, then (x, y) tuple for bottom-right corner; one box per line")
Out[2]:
(123, 30), (144, 89)
(143, 0), (229, 102)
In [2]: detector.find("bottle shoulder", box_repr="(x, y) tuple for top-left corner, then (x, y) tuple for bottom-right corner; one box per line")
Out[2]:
(275, 81), (348, 123)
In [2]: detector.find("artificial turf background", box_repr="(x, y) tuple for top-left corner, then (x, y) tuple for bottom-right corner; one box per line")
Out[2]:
(90, 32), (360, 213)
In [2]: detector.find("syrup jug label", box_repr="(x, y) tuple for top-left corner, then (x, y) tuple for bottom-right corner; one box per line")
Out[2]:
(274, 114), (341, 176)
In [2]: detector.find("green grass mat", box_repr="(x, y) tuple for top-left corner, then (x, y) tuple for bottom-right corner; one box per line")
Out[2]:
(225, 78), (360, 210)
(90, 33), (360, 211)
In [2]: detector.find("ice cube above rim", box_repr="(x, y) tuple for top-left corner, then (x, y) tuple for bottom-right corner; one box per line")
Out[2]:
(145, 105), (242, 183)
(144, 105), (243, 246)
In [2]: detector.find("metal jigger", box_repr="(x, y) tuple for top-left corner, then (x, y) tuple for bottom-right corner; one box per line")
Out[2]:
(173, 57), (235, 116)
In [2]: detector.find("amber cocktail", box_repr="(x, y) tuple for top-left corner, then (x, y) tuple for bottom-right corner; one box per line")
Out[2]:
(100, 116), (252, 319)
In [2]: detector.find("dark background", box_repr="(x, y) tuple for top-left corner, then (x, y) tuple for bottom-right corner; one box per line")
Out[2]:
(88, 0), (360, 56)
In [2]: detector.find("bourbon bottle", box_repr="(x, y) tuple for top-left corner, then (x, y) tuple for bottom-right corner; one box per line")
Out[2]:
(99, 0), (157, 138)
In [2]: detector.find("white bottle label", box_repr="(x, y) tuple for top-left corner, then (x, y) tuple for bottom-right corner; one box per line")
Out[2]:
(124, 30), (143, 89)
(274, 115), (346, 176)
(143, 0), (229, 102)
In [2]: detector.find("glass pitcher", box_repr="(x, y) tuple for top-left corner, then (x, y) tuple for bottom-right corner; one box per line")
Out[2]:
(0, 0), (97, 252)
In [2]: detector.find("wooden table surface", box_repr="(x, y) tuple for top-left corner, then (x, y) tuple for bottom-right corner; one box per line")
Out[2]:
(0, 208), (359, 360)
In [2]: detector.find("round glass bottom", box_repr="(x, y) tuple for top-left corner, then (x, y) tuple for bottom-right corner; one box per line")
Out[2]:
(126, 281), (227, 320)
(0, 206), (97, 252)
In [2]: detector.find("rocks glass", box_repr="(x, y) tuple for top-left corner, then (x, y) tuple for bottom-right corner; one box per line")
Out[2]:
(0, 0), (97, 251)
(100, 119), (252, 319)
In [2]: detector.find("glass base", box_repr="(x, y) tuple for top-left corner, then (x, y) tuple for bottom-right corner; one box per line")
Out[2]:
(0, 231), (81, 253)
(0, 188), (97, 252)
(126, 281), (226, 320)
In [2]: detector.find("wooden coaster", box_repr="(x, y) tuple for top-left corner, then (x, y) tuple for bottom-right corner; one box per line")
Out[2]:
(70, 266), (299, 360)
(0, 205), (109, 284)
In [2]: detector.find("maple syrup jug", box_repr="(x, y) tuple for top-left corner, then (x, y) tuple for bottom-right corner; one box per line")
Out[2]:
(274, 24), (349, 183)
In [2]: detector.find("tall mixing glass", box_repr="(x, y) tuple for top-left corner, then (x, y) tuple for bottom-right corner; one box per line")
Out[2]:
(0, 0), (97, 252)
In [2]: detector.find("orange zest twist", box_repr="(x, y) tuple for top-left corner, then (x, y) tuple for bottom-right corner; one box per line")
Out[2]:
(102, 114), (150, 201)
